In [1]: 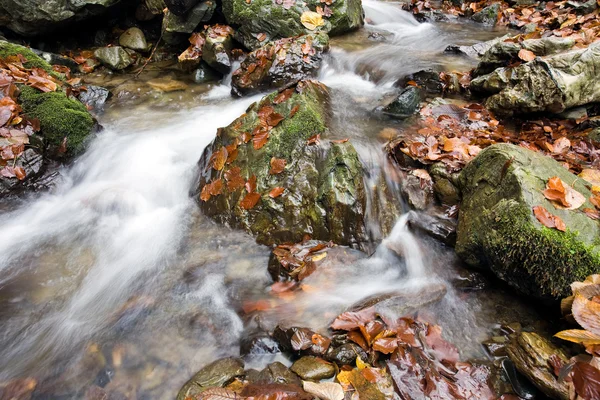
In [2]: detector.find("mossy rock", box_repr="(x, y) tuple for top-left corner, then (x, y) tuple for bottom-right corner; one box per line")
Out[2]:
(0, 40), (53, 72)
(18, 85), (94, 157)
(222, 0), (363, 49)
(194, 80), (368, 247)
(456, 143), (600, 299)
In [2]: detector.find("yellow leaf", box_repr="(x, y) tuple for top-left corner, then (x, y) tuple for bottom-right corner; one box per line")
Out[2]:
(555, 329), (600, 345)
(311, 252), (327, 262)
(580, 169), (600, 187)
(301, 11), (324, 30)
(356, 356), (368, 371)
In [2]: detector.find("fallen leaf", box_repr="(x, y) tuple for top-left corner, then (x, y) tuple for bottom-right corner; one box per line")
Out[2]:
(571, 362), (600, 400)
(555, 329), (600, 345)
(580, 169), (600, 187)
(302, 381), (344, 400)
(573, 293), (600, 336)
(253, 129), (269, 150)
(269, 187), (285, 198)
(301, 11), (325, 30)
(533, 205), (566, 231)
(307, 134), (321, 145)
(246, 175), (257, 193)
(270, 157), (286, 174)
(212, 146), (228, 171)
(331, 138), (349, 144)
(518, 48), (536, 62)
(240, 192), (261, 210)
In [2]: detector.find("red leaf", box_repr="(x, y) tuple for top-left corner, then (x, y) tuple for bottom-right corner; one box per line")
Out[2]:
(267, 112), (285, 128)
(274, 88), (295, 104)
(246, 175), (257, 193)
(270, 157), (286, 174)
(307, 134), (321, 145)
(571, 362), (600, 400)
(269, 187), (285, 198)
(253, 129), (269, 150)
(240, 192), (261, 210)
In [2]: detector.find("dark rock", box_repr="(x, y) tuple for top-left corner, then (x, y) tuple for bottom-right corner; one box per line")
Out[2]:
(456, 144), (600, 298)
(78, 86), (111, 113)
(256, 362), (302, 386)
(501, 358), (538, 399)
(407, 211), (457, 246)
(240, 332), (280, 356)
(483, 337), (508, 357)
(176, 357), (244, 400)
(326, 343), (368, 366)
(0, 0), (125, 36)
(290, 356), (335, 380)
(430, 162), (461, 206)
(471, 3), (501, 25)
(382, 86), (423, 119)
(396, 69), (443, 95)
(194, 81), (369, 247)
(165, 0), (201, 15)
(451, 268), (488, 291)
(0, 149), (44, 196)
(94, 47), (133, 70)
(222, 0), (364, 50)
(31, 49), (79, 70)
(163, 0), (216, 43)
(202, 25), (235, 74)
(273, 325), (326, 356)
(192, 63), (220, 83)
(232, 34), (329, 97)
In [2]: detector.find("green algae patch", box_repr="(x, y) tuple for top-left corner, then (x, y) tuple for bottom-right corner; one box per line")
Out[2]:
(19, 85), (94, 156)
(195, 81), (368, 247)
(456, 143), (600, 299)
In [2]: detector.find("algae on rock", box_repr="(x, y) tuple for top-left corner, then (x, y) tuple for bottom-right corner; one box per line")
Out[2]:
(456, 143), (600, 299)
(194, 81), (368, 247)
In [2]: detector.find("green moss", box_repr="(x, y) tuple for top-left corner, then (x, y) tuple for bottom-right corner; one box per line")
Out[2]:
(0, 41), (53, 72)
(19, 85), (94, 156)
(482, 201), (600, 298)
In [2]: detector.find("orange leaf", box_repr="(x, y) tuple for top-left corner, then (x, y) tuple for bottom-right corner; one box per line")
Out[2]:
(307, 134), (321, 145)
(273, 88), (295, 104)
(14, 166), (26, 181)
(518, 49), (536, 62)
(269, 157), (286, 174)
(290, 104), (300, 118)
(267, 112), (284, 128)
(240, 192), (261, 210)
(246, 175), (257, 193)
(224, 167), (245, 191)
(533, 205), (556, 229)
(212, 146), (228, 171)
(269, 187), (285, 198)
(253, 129), (269, 150)
(331, 138), (349, 144)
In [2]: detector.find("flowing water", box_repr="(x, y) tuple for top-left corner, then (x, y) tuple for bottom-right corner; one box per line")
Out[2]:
(0, 2), (544, 399)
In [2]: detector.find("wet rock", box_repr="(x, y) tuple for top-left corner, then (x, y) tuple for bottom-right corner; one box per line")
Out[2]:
(471, 3), (501, 25)
(501, 358), (539, 399)
(240, 331), (281, 356)
(232, 34), (329, 97)
(407, 211), (457, 246)
(94, 47), (133, 71)
(430, 162), (461, 206)
(166, 0), (201, 15)
(163, 0), (216, 43)
(147, 78), (188, 92)
(445, 34), (511, 59)
(396, 69), (443, 95)
(222, 0), (364, 50)
(400, 170), (434, 210)
(176, 357), (244, 400)
(451, 268), (488, 291)
(291, 356), (335, 380)
(325, 343), (368, 366)
(0, 0), (125, 36)
(192, 63), (220, 83)
(202, 25), (235, 74)
(473, 37), (576, 77)
(483, 336), (508, 357)
(470, 43), (600, 116)
(273, 324), (330, 357)
(456, 143), (600, 299)
(0, 149), (44, 196)
(78, 85), (111, 113)
(194, 81), (368, 247)
(119, 28), (148, 52)
(144, 0), (167, 15)
(506, 332), (569, 400)
(256, 362), (302, 385)
(382, 86), (423, 120)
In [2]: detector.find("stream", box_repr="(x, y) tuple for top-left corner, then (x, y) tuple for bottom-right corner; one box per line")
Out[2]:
(0, 2), (545, 399)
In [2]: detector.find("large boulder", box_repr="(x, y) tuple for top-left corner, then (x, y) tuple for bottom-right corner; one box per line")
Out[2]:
(232, 33), (329, 97)
(162, 0), (216, 43)
(194, 80), (368, 247)
(470, 43), (600, 116)
(0, 0), (123, 36)
(221, 0), (363, 50)
(456, 144), (600, 299)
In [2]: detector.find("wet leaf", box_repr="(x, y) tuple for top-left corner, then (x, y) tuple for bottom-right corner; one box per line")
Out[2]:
(225, 167), (245, 191)
(307, 134), (321, 145)
(518, 49), (536, 62)
(573, 293), (600, 336)
(291, 328), (314, 351)
(14, 166), (25, 181)
(533, 205), (566, 231)
(555, 329), (600, 345)
(269, 187), (285, 198)
(543, 176), (585, 210)
(253, 129), (269, 150)
(571, 362), (600, 400)
(197, 387), (240, 400)
(240, 192), (261, 210)
(213, 146), (228, 171)
(246, 175), (257, 193)
(290, 104), (300, 118)
(302, 381), (344, 400)
(270, 157), (286, 174)
(372, 338), (398, 354)
(274, 88), (295, 104)
(267, 112), (285, 127)
(301, 11), (325, 30)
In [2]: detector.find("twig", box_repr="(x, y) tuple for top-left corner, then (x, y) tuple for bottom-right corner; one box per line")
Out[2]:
(135, 24), (165, 79)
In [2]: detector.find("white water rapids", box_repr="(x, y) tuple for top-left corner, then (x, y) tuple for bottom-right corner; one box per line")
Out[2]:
(0, 3), (538, 399)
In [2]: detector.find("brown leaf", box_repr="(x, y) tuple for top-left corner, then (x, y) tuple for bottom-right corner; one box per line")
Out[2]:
(212, 146), (228, 171)
(307, 134), (321, 145)
(224, 167), (245, 191)
(518, 48), (536, 62)
(584, 208), (600, 220)
(302, 381), (344, 400)
(267, 112), (285, 128)
(290, 104), (300, 118)
(253, 129), (269, 150)
(270, 157), (286, 174)
(573, 293), (600, 336)
(372, 338), (398, 354)
(246, 175), (257, 193)
(533, 205), (560, 230)
(269, 187), (285, 198)
(14, 166), (25, 181)
(274, 88), (295, 104)
(240, 192), (261, 210)
(571, 362), (600, 400)
(330, 138), (349, 144)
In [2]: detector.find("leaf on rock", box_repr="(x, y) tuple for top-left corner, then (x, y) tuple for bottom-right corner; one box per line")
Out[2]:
(14, 166), (25, 181)
(555, 329), (600, 345)
(372, 338), (398, 354)
(225, 167), (245, 191)
(571, 362), (600, 400)
(274, 88), (295, 104)
(331, 138), (349, 144)
(533, 205), (566, 231)
(543, 176), (585, 210)
(302, 381), (344, 400)
(291, 328), (314, 351)
(240, 192), (261, 210)
(290, 104), (300, 118)
(269, 187), (285, 198)
(584, 208), (600, 220)
(580, 169), (600, 187)
(301, 11), (325, 30)
(246, 175), (257, 193)
(212, 146), (228, 171)
(307, 134), (321, 145)
(253, 129), (269, 150)
(197, 387), (240, 400)
(270, 157), (286, 174)
(518, 49), (536, 62)
(573, 293), (600, 336)
(267, 112), (285, 128)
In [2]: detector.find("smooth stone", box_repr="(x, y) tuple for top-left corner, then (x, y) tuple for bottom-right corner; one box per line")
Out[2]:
(119, 27), (148, 52)
(176, 357), (244, 400)
(256, 362), (302, 386)
(147, 78), (188, 92)
(291, 356), (336, 381)
(326, 343), (368, 366)
(382, 86), (423, 119)
(94, 46), (133, 70)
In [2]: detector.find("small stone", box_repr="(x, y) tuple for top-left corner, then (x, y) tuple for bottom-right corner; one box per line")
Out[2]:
(78, 85), (111, 112)
(119, 27), (148, 52)
(176, 358), (244, 400)
(94, 46), (133, 70)
(471, 3), (500, 25)
(326, 343), (368, 366)
(147, 78), (188, 92)
(256, 362), (302, 385)
(382, 86), (423, 119)
(291, 356), (336, 381)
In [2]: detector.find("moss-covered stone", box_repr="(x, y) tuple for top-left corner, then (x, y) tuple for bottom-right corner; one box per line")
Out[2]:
(222, 0), (363, 49)
(456, 143), (600, 299)
(0, 40), (53, 72)
(194, 80), (368, 247)
(19, 85), (94, 156)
